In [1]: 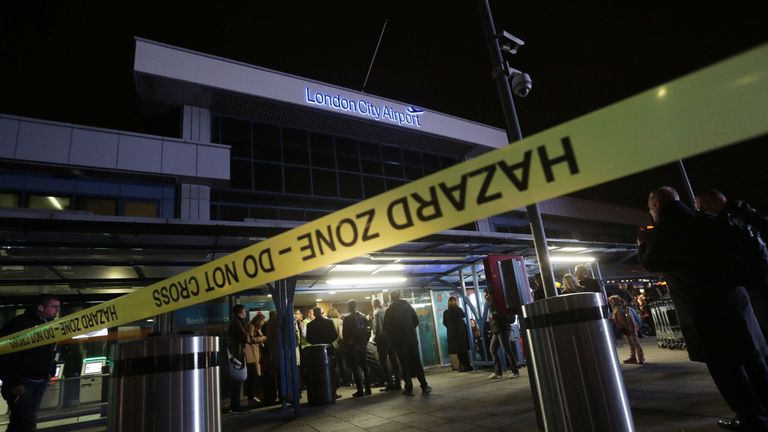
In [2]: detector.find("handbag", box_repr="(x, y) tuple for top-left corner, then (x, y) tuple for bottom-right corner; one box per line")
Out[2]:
(226, 348), (248, 382)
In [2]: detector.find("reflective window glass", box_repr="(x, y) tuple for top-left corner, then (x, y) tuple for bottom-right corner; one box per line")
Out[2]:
(124, 201), (158, 217)
(283, 128), (309, 165)
(312, 169), (338, 197)
(338, 173), (363, 199)
(221, 117), (251, 158)
(0, 192), (20, 208)
(362, 176), (385, 198)
(253, 124), (282, 162)
(29, 195), (70, 211)
(230, 159), (252, 190)
(285, 166), (311, 195)
(253, 162), (283, 192)
(76, 197), (117, 216)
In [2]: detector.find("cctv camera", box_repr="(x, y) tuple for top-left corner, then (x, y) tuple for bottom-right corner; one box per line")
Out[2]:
(510, 72), (533, 97)
(498, 31), (525, 56)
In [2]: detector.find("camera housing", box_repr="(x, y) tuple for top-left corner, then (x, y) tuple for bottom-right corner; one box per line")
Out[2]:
(498, 31), (525, 56)
(509, 70), (533, 98)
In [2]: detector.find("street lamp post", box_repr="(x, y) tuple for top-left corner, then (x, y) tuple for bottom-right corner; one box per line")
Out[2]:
(476, 1), (558, 299)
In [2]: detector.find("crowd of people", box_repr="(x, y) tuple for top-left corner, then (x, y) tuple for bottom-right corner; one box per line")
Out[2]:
(7, 185), (764, 431)
(226, 289), (432, 413)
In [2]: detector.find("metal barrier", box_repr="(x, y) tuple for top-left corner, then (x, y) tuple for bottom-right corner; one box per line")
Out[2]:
(109, 335), (221, 432)
(522, 292), (634, 432)
(648, 299), (686, 350)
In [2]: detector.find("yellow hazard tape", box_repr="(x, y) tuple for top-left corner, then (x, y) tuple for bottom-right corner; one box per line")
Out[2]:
(1, 43), (767, 355)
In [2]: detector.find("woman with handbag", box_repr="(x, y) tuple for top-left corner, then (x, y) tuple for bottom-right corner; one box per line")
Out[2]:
(245, 313), (267, 407)
(227, 304), (250, 413)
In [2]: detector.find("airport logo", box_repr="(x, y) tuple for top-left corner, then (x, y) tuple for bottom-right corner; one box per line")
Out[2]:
(304, 86), (423, 128)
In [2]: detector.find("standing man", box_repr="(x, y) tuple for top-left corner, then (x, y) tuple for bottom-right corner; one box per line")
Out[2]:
(227, 304), (250, 413)
(306, 307), (341, 399)
(639, 186), (768, 430)
(306, 307), (337, 345)
(0, 294), (61, 431)
(383, 290), (432, 396)
(575, 265), (602, 293)
(343, 300), (372, 397)
(302, 307), (315, 345)
(696, 189), (768, 341)
(695, 189), (768, 240)
(372, 298), (400, 391)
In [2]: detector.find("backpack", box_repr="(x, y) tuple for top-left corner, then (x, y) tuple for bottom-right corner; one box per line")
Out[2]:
(717, 213), (768, 289)
(627, 306), (643, 329)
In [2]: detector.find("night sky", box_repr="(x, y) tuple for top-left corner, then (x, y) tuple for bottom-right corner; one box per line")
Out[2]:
(2, 2), (767, 211)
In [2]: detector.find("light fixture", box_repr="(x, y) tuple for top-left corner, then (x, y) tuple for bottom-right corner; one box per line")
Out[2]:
(373, 264), (406, 274)
(549, 256), (596, 263)
(326, 277), (407, 286)
(382, 289), (389, 292)
(330, 264), (379, 272)
(328, 291), (336, 295)
(547, 246), (559, 250)
(267, 294), (272, 297)
(315, 298), (323, 302)
(368, 254), (466, 261)
(47, 196), (63, 210)
(557, 247), (588, 252)
(72, 328), (109, 340)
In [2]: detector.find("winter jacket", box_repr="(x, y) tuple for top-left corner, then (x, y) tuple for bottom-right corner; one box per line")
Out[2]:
(0, 308), (56, 386)
(383, 299), (419, 347)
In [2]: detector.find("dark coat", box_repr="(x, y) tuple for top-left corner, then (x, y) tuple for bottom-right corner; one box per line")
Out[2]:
(727, 200), (768, 242)
(306, 316), (338, 345)
(638, 200), (768, 362)
(0, 308), (56, 386)
(227, 316), (249, 362)
(383, 299), (419, 347)
(443, 306), (469, 354)
(488, 306), (509, 335)
(342, 312), (370, 349)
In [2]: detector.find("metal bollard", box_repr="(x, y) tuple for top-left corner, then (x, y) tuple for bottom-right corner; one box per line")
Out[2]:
(304, 344), (335, 406)
(522, 292), (634, 431)
(109, 335), (221, 432)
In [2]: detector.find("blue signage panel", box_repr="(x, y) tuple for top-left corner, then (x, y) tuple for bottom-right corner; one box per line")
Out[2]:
(174, 302), (229, 328)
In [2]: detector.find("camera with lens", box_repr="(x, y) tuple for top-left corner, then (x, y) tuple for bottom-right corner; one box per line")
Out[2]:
(496, 31), (533, 98)
(510, 71), (533, 98)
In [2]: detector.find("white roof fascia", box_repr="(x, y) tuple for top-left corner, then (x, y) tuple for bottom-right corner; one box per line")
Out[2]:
(134, 38), (509, 149)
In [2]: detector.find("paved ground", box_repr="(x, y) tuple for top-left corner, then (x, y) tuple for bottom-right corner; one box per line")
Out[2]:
(222, 338), (735, 432)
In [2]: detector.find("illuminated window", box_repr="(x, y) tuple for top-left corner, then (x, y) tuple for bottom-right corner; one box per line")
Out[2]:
(124, 201), (158, 217)
(0, 192), (20, 208)
(29, 195), (70, 211)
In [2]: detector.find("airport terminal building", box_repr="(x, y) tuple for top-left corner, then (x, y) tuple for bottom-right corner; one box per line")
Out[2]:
(0, 38), (649, 424)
